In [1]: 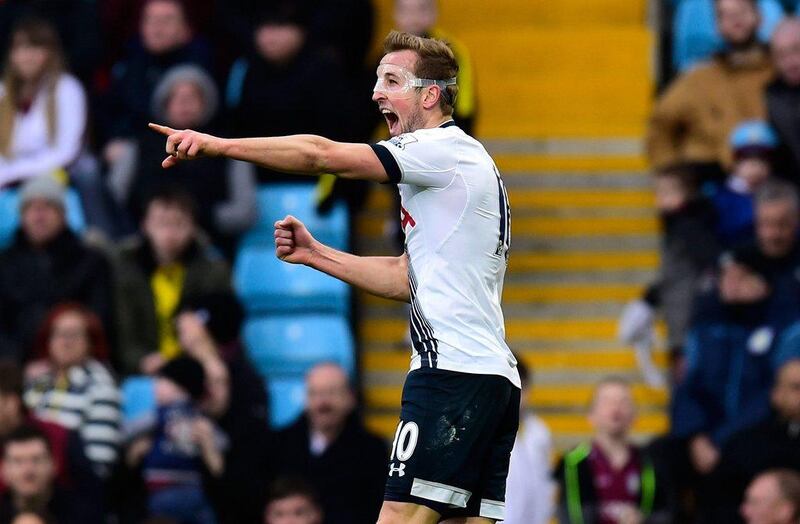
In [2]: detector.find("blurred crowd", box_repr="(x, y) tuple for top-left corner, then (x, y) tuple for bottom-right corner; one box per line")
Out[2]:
(0, 0), (490, 523)
(611, 0), (800, 523)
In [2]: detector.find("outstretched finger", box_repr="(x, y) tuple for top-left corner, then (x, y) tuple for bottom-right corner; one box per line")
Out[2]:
(148, 123), (178, 136)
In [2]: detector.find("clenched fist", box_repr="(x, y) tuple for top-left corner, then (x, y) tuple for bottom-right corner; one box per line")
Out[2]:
(274, 215), (318, 265)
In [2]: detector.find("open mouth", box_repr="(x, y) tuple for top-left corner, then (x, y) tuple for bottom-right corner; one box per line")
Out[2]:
(382, 109), (400, 134)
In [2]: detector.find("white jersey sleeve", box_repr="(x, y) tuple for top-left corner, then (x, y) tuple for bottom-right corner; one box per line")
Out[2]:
(371, 132), (457, 188)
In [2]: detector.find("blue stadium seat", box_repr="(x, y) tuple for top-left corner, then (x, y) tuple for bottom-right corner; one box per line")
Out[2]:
(234, 241), (350, 314)
(243, 314), (355, 377)
(673, 0), (785, 72)
(246, 184), (349, 251)
(120, 376), (156, 425)
(0, 187), (87, 249)
(267, 375), (307, 428)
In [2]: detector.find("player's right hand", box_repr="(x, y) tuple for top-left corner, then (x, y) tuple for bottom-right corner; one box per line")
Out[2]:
(274, 215), (317, 265)
(148, 122), (222, 168)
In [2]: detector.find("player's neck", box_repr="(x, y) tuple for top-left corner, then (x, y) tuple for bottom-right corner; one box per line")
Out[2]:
(419, 112), (451, 131)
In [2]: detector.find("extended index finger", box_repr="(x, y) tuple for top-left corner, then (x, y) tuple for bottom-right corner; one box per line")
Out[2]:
(148, 122), (178, 136)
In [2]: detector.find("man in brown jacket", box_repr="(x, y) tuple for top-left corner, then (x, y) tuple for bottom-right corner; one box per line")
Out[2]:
(647, 0), (774, 171)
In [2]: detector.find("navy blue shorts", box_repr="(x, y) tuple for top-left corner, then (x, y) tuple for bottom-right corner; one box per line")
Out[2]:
(383, 367), (520, 520)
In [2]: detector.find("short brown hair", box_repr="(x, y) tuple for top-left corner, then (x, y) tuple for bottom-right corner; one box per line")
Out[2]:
(265, 476), (321, 508)
(144, 186), (198, 222)
(589, 376), (632, 410)
(383, 30), (459, 115)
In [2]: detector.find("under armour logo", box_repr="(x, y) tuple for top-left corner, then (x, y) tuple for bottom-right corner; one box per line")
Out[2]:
(388, 463), (406, 477)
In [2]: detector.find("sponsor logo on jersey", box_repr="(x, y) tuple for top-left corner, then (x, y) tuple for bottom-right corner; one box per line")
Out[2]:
(388, 134), (418, 150)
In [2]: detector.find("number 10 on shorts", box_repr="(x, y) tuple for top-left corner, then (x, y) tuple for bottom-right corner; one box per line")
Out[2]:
(388, 420), (419, 477)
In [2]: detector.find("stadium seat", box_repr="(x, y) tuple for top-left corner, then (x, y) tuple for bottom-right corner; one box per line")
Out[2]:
(246, 184), (349, 251)
(673, 0), (785, 72)
(267, 375), (307, 428)
(0, 187), (87, 249)
(243, 314), (356, 377)
(120, 376), (156, 426)
(234, 241), (350, 314)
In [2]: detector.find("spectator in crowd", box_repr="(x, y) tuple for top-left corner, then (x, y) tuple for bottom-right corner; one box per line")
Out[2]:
(503, 356), (554, 524)
(620, 165), (720, 381)
(668, 181), (800, 521)
(8, 513), (49, 524)
(767, 17), (800, 181)
(556, 377), (671, 524)
(740, 470), (800, 524)
(275, 363), (387, 524)
(126, 356), (224, 524)
(718, 359), (800, 518)
(0, 360), (99, 497)
(108, 64), (257, 252)
(224, 3), (354, 183)
(217, 0), (373, 78)
(672, 264), (782, 474)
(102, 0), (211, 151)
(22, 303), (121, 479)
(263, 477), (323, 524)
(711, 120), (779, 248)
(393, 0), (476, 134)
(175, 292), (272, 524)
(0, 1), (102, 86)
(0, 17), (87, 188)
(726, 180), (800, 319)
(647, 0), (774, 172)
(111, 187), (232, 377)
(0, 425), (99, 524)
(0, 175), (112, 362)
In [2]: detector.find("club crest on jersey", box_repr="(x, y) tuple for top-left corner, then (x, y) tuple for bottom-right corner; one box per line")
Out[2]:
(400, 206), (416, 232)
(388, 134), (418, 150)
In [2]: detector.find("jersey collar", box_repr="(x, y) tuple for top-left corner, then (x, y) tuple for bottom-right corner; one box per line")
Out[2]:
(439, 120), (457, 128)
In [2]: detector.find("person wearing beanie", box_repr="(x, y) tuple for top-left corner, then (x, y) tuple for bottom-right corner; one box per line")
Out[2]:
(107, 63), (256, 252)
(0, 174), (112, 362)
(126, 355), (226, 524)
(711, 120), (779, 248)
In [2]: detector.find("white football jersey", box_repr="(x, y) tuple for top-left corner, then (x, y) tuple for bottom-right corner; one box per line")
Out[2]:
(372, 121), (520, 388)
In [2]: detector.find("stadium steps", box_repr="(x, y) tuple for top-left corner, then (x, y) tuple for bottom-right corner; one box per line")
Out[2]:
(355, 141), (666, 451)
(371, 0), (653, 138)
(360, 0), (661, 451)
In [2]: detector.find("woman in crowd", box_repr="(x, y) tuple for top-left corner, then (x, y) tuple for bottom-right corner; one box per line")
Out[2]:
(23, 302), (122, 479)
(0, 17), (87, 187)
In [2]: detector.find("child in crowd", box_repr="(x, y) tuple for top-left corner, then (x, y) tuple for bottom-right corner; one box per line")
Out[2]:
(127, 356), (226, 524)
(620, 165), (720, 384)
(711, 120), (779, 248)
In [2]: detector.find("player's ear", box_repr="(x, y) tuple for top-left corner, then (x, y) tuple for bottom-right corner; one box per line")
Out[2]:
(421, 85), (441, 110)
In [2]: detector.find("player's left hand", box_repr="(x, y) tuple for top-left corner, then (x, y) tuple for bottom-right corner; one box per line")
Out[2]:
(274, 215), (318, 265)
(148, 123), (223, 168)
